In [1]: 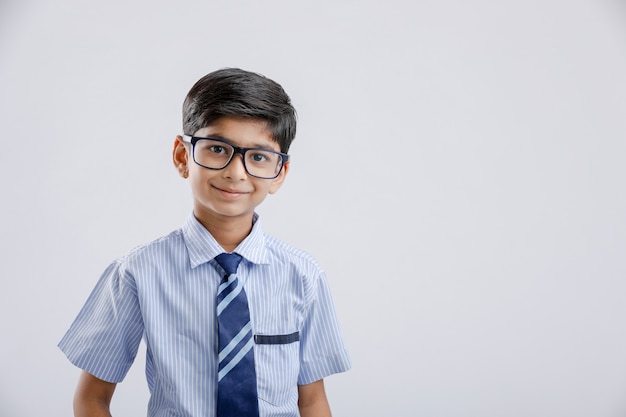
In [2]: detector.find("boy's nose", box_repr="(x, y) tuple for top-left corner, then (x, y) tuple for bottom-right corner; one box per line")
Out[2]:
(222, 154), (248, 179)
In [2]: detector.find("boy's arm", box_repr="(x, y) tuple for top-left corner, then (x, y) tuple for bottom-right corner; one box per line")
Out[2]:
(298, 379), (332, 417)
(73, 370), (117, 417)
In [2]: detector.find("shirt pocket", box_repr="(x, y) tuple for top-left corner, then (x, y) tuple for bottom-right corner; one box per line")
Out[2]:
(254, 332), (300, 406)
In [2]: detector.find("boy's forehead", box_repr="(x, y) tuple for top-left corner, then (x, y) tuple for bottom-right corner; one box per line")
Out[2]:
(194, 117), (278, 149)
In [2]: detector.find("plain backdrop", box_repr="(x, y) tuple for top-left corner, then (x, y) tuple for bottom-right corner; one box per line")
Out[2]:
(1, 1), (626, 416)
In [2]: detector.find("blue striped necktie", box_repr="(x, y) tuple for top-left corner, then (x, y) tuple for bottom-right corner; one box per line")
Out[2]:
(214, 253), (260, 417)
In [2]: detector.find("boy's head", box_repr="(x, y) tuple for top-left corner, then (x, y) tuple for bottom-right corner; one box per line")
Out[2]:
(182, 68), (297, 153)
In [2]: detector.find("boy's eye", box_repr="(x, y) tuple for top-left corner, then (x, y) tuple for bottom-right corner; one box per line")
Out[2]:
(209, 145), (228, 154)
(249, 152), (269, 163)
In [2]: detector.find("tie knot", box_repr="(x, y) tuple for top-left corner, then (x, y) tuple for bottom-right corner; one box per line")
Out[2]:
(214, 253), (243, 276)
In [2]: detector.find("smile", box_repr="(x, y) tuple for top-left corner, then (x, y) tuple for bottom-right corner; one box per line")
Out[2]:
(214, 186), (249, 199)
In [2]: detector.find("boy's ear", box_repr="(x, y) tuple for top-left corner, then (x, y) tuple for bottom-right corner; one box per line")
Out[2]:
(269, 161), (289, 194)
(172, 136), (189, 178)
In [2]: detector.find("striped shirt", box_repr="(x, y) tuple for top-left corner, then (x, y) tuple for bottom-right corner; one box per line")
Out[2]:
(58, 213), (351, 417)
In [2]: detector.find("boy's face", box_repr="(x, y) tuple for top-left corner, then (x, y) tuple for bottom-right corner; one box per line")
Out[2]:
(173, 117), (288, 228)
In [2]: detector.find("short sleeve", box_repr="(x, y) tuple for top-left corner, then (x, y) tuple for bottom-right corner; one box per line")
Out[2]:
(298, 270), (351, 385)
(58, 260), (144, 383)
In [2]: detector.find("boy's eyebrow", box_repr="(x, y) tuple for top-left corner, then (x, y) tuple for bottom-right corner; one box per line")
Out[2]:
(200, 133), (279, 152)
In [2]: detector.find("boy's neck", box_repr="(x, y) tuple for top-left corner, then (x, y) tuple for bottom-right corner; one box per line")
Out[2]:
(194, 212), (253, 253)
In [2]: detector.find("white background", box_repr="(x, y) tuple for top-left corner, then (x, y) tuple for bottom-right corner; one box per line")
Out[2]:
(1, 1), (626, 416)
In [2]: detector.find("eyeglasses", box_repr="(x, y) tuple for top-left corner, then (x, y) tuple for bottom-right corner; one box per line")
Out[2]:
(182, 135), (289, 179)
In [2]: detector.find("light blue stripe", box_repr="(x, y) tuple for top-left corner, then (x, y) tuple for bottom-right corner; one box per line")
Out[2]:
(217, 274), (235, 295)
(217, 278), (242, 315)
(218, 337), (255, 382)
(218, 321), (252, 362)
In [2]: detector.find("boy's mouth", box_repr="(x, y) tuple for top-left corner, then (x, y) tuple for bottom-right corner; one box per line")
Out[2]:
(214, 185), (249, 199)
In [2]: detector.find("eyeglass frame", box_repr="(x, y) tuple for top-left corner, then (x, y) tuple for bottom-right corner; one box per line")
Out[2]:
(182, 134), (290, 179)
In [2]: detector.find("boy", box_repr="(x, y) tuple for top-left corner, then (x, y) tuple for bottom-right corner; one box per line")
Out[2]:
(58, 68), (351, 417)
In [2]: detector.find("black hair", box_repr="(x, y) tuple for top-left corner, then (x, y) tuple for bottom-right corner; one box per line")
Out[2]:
(182, 68), (297, 153)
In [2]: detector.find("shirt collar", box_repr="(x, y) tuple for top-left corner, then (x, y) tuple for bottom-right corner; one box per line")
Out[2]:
(182, 212), (269, 268)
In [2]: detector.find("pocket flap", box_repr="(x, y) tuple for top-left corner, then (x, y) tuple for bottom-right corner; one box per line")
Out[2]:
(254, 331), (300, 345)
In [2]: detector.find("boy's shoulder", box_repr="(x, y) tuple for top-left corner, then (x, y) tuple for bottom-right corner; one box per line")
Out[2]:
(118, 228), (185, 264)
(262, 232), (325, 274)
